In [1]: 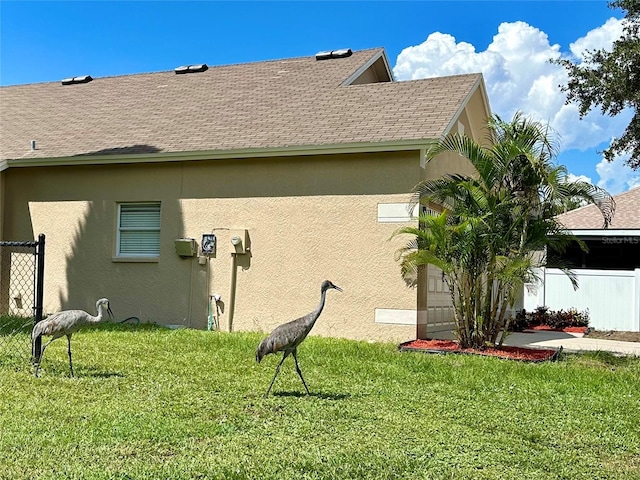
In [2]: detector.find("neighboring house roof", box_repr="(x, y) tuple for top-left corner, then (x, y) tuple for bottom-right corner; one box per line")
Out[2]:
(0, 48), (486, 166)
(556, 186), (640, 230)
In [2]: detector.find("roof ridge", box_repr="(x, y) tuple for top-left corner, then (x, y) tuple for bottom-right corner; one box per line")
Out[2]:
(613, 185), (640, 199)
(396, 72), (483, 83)
(0, 47), (386, 88)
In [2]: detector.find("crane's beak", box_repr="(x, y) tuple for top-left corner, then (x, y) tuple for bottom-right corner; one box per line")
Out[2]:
(333, 285), (343, 292)
(107, 305), (114, 320)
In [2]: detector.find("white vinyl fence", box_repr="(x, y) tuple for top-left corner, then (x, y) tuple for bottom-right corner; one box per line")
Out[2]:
(523, 268), (640, 332)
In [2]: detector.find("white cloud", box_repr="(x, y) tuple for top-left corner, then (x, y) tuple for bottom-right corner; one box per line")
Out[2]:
(569, 17), (624, 61)
(595, 151), (640, 194)
(393, 32), (503, 80)
(566, 173), (593, 184)
(392, 18), (630, 160)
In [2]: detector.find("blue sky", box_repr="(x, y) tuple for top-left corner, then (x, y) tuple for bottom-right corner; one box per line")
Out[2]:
(1, 1), (637, 193)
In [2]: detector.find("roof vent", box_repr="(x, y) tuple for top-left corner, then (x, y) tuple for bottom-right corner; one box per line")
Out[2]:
(61, 75), (93, 85)
(315, 48), (353, 61)
(174, 64), (209, 74)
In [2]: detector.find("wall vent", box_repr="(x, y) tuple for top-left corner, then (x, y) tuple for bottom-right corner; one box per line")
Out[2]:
(174, 64), (209, 74)
(61, 75), (93, 85)
(315, 48), (353, 61)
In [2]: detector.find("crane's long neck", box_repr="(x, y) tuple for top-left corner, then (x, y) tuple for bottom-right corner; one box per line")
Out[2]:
(306, 287), (328, 328)
(92, 305), (107, 323)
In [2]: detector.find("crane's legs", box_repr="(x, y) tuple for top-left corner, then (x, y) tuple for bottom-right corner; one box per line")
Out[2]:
(32, 334), (75, 377)
(34, 336), (57, 377)
(33, 346), (43, 377)
(66, 334), (74, 377)
(292, 350), (310, 395)
(264, 352), (289, 398)
(264, 350), (311, 397)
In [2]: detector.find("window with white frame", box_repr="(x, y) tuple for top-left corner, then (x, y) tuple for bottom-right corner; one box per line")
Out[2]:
(116, 202), (161, 257)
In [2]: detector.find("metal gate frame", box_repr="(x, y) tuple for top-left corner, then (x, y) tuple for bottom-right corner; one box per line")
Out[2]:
(0, 234), (45, 356)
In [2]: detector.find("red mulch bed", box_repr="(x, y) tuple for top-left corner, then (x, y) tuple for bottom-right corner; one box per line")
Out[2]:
(399, 339), (560, 362)
(527, 325), (588, 334)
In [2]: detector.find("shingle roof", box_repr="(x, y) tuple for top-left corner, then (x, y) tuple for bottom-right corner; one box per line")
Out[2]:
(0, 48), (483, 162)
(556, 186), (640, 230)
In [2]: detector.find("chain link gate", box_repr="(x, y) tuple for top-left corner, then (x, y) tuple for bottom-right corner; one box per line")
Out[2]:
(0, 234), (45, 368)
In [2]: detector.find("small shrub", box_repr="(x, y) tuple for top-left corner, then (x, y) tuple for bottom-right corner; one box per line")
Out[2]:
(509, 309), (530, 332)
(547, 307), (589, 329)
(510, 307), (589, 331)
(530, 306), (549, 327)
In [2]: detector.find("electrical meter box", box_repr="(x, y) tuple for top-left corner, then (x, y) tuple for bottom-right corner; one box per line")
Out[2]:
(174, 238), (197, 257)
(230, 229), (249, 254)
(201, 234), (217, 256)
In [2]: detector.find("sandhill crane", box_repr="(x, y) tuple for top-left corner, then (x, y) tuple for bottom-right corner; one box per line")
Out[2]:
(256, 280), (342, 397)
(32, 298), (114, 377)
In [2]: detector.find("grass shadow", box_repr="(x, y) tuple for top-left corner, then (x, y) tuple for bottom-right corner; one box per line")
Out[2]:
(86, 321), (168, 333)
(72, 363), (126, 378)
(31, 356), (125, 378)
(273, 391), (350, 400)
(35, 368), (125, 379)
(84, 371), (125, 378)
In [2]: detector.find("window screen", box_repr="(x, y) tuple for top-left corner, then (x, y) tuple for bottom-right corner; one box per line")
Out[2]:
(117, 203), (161, 257)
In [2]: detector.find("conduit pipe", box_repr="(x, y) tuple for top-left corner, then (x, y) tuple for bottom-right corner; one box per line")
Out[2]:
(227, 253), (238, 332)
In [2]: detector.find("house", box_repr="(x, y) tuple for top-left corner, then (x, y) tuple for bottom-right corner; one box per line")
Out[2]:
(0, 47), (492, 342)
(523, 187), (640, 332)
(554, 186), (640, 269)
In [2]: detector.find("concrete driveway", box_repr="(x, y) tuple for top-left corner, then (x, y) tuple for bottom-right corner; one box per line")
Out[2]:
(504, 330), (640, 356)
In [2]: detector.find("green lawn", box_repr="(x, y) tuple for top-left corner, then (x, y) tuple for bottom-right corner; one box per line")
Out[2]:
(0, 323), (639, 479)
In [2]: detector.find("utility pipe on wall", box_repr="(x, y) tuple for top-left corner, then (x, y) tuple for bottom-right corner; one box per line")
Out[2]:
(227, 252), (238, 332)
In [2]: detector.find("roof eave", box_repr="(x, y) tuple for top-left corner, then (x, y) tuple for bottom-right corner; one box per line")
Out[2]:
(567, 229), (640, 237)
(2, 139), (439, 169)
(442, 74), (491, 137)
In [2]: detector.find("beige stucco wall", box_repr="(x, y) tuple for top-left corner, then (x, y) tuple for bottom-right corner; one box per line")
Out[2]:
(466, 85), (492, 143)
(3, 151), (425, 342)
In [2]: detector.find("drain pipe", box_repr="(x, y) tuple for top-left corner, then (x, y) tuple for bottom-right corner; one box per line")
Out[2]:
(208, 293), (221, 331)
(227, 253), (238, 332)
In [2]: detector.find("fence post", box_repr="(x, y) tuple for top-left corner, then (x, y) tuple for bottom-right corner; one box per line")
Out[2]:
(32, 234), (45, 360)
(635, 268), (640, 332)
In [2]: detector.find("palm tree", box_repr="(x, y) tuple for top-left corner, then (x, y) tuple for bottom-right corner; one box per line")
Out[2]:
(394, 113), (614, 349)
